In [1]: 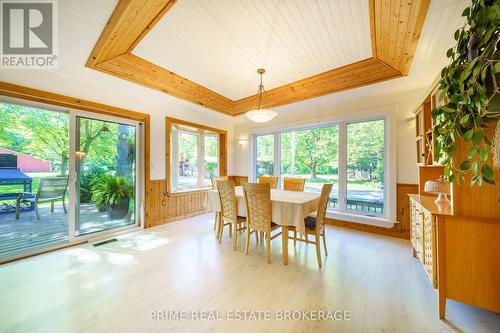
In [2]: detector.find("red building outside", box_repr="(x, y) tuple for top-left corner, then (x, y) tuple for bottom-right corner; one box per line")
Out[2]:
(0, 148), (51, 173)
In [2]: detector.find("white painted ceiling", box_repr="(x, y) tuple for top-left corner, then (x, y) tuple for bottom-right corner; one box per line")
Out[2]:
(133, 0), (372, 100)
(234, 0), (470, 124)
(0, 0), (470, 177)
(1, 0), (470, 121)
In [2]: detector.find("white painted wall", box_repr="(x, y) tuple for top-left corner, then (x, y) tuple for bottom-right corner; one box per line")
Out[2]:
(0, 0), (458, 184)
(1, 70), (235, 180)
(1, 66), (427, 185)
(0, 0), (235, 180)
(232, 85), (428, 185)
(1, 63), (425, 186)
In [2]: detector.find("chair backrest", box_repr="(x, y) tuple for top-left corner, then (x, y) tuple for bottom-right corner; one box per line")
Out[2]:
(211, 176), (229, 189)
(315, 183), (333, 232)
(242, 182), (272, 232)
(283, 177), (306, 192)
(37, 177), (68, 199)
(258, 176), (278, 189)
(217, 180), (238, 223)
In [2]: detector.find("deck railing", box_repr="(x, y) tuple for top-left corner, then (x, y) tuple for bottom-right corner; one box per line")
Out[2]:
(327, 197), (384, 214)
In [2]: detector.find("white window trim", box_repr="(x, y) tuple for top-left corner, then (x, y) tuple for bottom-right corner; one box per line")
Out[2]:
(171, 130), (220, 193)
(250, 106), (397, 228)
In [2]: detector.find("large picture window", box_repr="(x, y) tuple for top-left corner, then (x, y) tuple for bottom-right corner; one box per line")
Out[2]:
(280, 125), (339, 207)
(167, 118), (226, 193)
(253, 117), (387, 218)
(255, 134), (274, 178)
(346, 120), (385, 214)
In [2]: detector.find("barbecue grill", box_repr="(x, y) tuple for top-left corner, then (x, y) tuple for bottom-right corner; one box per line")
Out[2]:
(0, 154), (34, 214)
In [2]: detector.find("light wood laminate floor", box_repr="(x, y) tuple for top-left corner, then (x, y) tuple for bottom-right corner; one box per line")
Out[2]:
(0, 213), (499, 333)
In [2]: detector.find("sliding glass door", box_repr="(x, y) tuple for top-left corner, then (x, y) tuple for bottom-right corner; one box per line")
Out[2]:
(0, 100), (70, 261)
(0, 98), (143, 262)
(75, 116), (138, 236)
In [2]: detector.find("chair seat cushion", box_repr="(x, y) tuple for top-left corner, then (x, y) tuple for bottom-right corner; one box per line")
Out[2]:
(304, 215), (317, 230)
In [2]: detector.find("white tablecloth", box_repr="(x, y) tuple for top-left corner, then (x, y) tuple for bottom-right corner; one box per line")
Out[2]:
(209, 186), (320, 234)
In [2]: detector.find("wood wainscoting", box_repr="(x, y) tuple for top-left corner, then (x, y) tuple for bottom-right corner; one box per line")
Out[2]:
(326, 183), (419, 239)
(145, 180), (209, 228)
(144, 180), (420, 236)
(228, 176), (249, 186)
(145, 176), (249, 227)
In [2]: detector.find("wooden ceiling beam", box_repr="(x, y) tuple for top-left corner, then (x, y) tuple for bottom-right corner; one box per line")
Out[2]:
(86, 0), (177, 66)
(86, 0), (234, 114)
(232, 58), (401, 115)
(95, 54), (234, 115)
(86, 0), (430, 116)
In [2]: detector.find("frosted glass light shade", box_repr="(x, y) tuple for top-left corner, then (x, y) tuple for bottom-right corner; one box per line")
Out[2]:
(245, 109), (277, 123)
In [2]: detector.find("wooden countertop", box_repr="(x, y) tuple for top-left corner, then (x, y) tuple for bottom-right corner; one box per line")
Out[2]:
(408, 194), (454, 216)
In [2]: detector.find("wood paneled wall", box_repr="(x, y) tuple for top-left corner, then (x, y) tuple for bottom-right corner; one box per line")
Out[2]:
(228, 176), (248, 186)
(143, 117), (228, 228)
(144, 180), (420, 236)
(145, 180), (209, 228)
(326, 183), (419, 239)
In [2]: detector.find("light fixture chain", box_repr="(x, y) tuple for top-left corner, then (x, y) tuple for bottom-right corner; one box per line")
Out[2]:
(245, 68), (277, 123)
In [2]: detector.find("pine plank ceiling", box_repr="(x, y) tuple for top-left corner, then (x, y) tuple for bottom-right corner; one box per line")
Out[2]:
(133, 0), (372, 100)
(87, 0), (431, 116)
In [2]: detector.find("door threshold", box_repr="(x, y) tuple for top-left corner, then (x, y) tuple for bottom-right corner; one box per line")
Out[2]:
(0, 225), (142, 265)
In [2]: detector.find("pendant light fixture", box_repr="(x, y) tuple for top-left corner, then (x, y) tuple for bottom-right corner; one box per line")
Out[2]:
(245, 69), (277, 123)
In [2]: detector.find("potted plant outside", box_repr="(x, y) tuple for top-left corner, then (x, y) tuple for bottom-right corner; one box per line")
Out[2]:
(91, 175), (133, 220)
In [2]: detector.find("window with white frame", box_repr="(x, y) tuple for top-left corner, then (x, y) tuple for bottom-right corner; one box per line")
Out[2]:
(253, 118), (386, 217)
(170, 123), (220, 192)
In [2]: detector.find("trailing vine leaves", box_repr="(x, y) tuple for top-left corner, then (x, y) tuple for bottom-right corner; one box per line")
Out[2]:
(433, 0), (500, 190)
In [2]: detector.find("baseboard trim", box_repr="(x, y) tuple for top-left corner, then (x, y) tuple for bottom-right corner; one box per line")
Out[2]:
(326, 218), (410, 240)
(149, 210), (210, 227)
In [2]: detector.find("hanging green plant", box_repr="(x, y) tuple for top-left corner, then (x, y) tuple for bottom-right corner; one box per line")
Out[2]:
(432, 0), (500, 188)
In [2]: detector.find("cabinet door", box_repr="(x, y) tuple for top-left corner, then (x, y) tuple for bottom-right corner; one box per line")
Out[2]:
(423, 211), (437, 288)
(410, 200), (423, 259)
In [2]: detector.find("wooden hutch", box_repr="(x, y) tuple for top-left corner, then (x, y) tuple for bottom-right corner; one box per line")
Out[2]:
(409, 80), (500, 319)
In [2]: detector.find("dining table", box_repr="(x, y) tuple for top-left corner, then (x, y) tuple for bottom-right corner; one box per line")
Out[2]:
(208, 186), (321, 264)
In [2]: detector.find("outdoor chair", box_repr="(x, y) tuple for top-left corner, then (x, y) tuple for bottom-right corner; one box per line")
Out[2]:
(16, 177), (69, 220)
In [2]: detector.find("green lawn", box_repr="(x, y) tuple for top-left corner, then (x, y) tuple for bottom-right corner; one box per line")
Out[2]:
(0, 172), (60, 195)
(282, 174), (383, 191)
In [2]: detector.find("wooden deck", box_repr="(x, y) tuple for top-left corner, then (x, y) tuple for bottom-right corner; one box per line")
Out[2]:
(0, 203), (133, 261)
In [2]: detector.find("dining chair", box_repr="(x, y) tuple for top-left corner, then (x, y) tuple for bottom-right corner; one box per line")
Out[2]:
(242, 182), (283, 264)
(217, 180), (248, 250)
(283, 177), (306, 192)
(290, 183), (333, 269)
(283, 177), (306, 242)
(211, 176), (229, 232)
(258, 176), (278, 189)
(211, 176), (228, 189)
